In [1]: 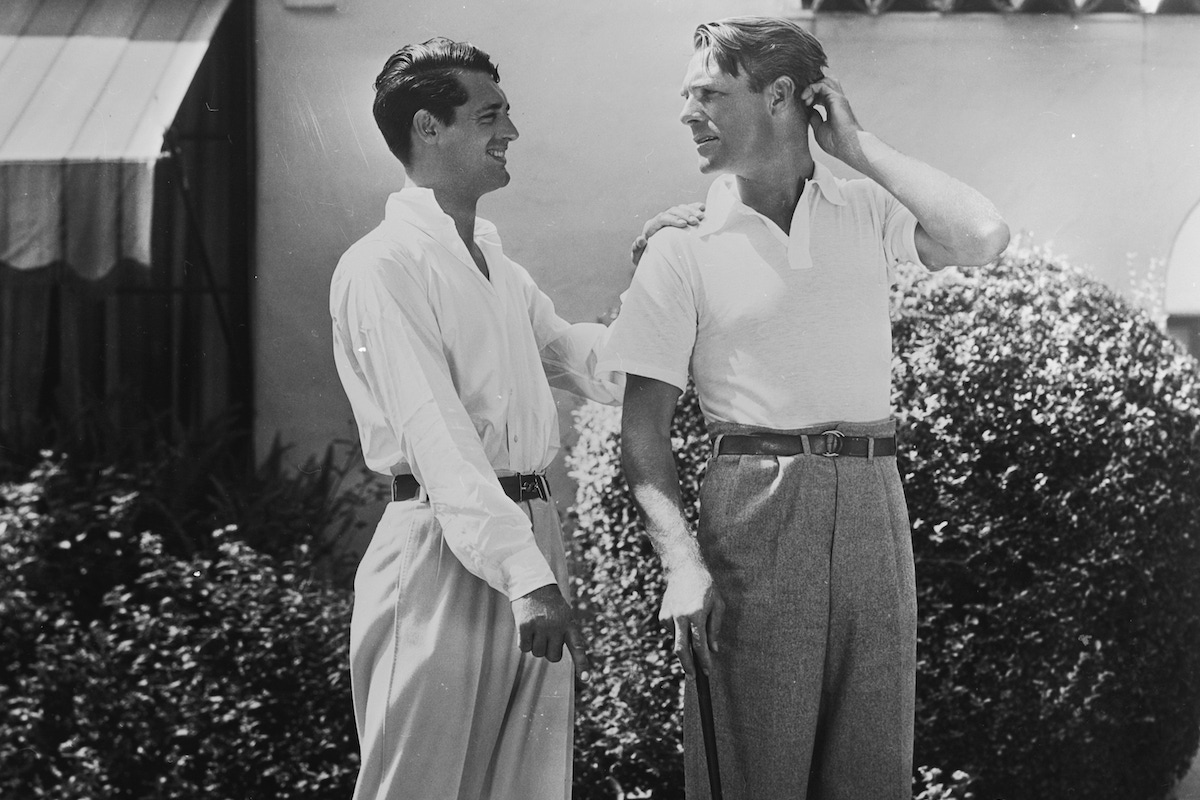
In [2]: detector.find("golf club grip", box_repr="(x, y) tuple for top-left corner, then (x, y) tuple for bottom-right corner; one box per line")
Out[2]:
(695, 668), (724, 800)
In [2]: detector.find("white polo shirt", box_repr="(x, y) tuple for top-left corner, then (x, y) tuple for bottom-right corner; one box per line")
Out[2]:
(600, 163), (923, 429)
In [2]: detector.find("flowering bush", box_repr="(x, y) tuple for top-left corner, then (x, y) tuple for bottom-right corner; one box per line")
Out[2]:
(0, 452), (361, 799)
(568, 247), (1200, 799)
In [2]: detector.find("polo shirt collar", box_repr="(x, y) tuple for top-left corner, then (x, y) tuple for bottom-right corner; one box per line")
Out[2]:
(695, 161), (846, 238)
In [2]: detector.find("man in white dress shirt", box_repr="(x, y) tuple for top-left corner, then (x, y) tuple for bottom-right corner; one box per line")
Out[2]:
(330, 37), (693, 800)
(601, 17), (1009, 800)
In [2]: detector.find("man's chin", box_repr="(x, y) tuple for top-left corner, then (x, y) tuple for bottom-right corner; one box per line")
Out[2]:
(481, 172), (511, 194)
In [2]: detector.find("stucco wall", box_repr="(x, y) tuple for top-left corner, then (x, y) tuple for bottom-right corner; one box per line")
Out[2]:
(813, 13), (1200, 297)
(253, 2), (1200, 490)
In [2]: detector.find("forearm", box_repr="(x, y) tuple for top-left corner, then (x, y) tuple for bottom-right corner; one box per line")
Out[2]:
(620, 375), (723, 673)
(621, 426), (705, 575)
(847, 131), (1009, 267)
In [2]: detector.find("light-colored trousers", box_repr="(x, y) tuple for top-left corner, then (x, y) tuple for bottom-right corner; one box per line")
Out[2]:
(684, 419), (917, 800)
(349, 495), (574, 800)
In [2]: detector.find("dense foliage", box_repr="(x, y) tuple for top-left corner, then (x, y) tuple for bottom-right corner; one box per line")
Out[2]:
(567, 393), (704, 800)
(567, 248), (1200, 799)
(0, 436), (371, 799)
(895, 250), (1200, 799)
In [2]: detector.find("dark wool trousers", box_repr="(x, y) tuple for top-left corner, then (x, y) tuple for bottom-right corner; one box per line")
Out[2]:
(684, 419), (917, 800)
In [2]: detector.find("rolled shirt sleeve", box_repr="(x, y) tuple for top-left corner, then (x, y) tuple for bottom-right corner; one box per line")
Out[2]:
(876, 183), (924, 276)
(597, 232), (697, 392)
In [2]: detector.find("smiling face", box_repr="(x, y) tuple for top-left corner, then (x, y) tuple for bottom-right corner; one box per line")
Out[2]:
(436, 70), (519, 200)
(678, 49), (774, 179)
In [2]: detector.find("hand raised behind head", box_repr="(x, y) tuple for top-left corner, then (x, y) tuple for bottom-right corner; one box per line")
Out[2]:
(801, 75), (865, 164)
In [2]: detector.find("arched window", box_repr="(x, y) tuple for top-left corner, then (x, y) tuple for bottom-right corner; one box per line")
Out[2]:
(1166, 200), (1200, 360)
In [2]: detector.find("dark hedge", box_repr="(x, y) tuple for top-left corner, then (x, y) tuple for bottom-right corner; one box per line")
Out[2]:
(0, 444), (367, 799)
(895, 250), (1200, 799)
(567, 247), (1200, 800)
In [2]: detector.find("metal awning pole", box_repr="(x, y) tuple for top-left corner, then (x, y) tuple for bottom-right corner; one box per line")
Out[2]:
(161, 133), (240, 378)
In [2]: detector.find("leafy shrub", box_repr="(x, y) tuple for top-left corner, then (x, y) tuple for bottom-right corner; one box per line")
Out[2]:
(0, 411), (376, 588)
(567, 247), (1200, 799)
(894, 249), (1200, 799)
(914, 767), (977, 800)
(0, 446), (365, 799)
(568, 392), (708, 800)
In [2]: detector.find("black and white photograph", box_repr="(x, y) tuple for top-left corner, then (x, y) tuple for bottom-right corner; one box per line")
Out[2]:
(2, 1), (1199, 798)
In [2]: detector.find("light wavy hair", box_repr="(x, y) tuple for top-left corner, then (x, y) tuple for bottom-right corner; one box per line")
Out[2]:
(693, 17), (827, 99)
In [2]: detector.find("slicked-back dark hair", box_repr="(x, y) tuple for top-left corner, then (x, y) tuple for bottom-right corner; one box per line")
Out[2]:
(693, 17), (827, 101)
(372, 37), (501, 165)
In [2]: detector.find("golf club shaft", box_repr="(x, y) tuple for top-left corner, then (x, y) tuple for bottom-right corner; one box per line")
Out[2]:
(695, 666), (723, 800)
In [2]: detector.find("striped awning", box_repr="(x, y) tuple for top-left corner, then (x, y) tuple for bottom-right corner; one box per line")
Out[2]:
(0, 0), (233, 280)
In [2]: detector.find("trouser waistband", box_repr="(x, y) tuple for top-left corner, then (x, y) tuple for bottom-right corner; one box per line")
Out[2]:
(716, 431), (897, 459)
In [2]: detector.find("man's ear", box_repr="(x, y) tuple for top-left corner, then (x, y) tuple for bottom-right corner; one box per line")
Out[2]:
(412, 109), (439, 146)
(766, 76), (798, 116)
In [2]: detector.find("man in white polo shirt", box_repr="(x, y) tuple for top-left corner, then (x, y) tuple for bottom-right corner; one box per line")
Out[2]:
(601, 17), (1009, 800)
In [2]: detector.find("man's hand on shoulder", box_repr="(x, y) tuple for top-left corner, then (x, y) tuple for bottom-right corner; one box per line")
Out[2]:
(630, 202), (706, 267)
(511, 583), (592, 682)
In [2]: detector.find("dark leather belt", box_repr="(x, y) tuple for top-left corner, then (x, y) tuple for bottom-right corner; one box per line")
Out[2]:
(717, 431), (897, 459)
(391, 472), (551, 503)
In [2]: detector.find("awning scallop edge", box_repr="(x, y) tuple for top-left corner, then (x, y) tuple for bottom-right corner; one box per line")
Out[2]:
(0, 0), (233, 281)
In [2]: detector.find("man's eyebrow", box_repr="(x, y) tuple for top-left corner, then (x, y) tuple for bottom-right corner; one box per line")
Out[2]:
(475, 100), (508, 116)
(681, 81), (717, 98)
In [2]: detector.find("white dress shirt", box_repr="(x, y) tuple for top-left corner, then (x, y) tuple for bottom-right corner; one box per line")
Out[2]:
(330, 186), (622, 600)
(600, 164), (923, 429)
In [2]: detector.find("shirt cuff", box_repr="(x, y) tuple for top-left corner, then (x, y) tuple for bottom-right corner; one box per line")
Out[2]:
(595, 357), (688, 394)
(500, 547), (559, 601)
(903, 213), (925, 269)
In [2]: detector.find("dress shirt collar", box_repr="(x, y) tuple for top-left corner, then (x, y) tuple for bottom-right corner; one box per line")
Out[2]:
(384, 184), (500, 247)
(696, 161), (847, 239)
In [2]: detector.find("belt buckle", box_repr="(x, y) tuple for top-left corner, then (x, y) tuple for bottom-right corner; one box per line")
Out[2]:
(820, 430), (844, 458)
(520, 474), (547, 502)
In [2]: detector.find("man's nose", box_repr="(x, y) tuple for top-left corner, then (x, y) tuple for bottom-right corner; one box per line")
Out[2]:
(501, 116), (519, 141)
(679, 97), (702, 126)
